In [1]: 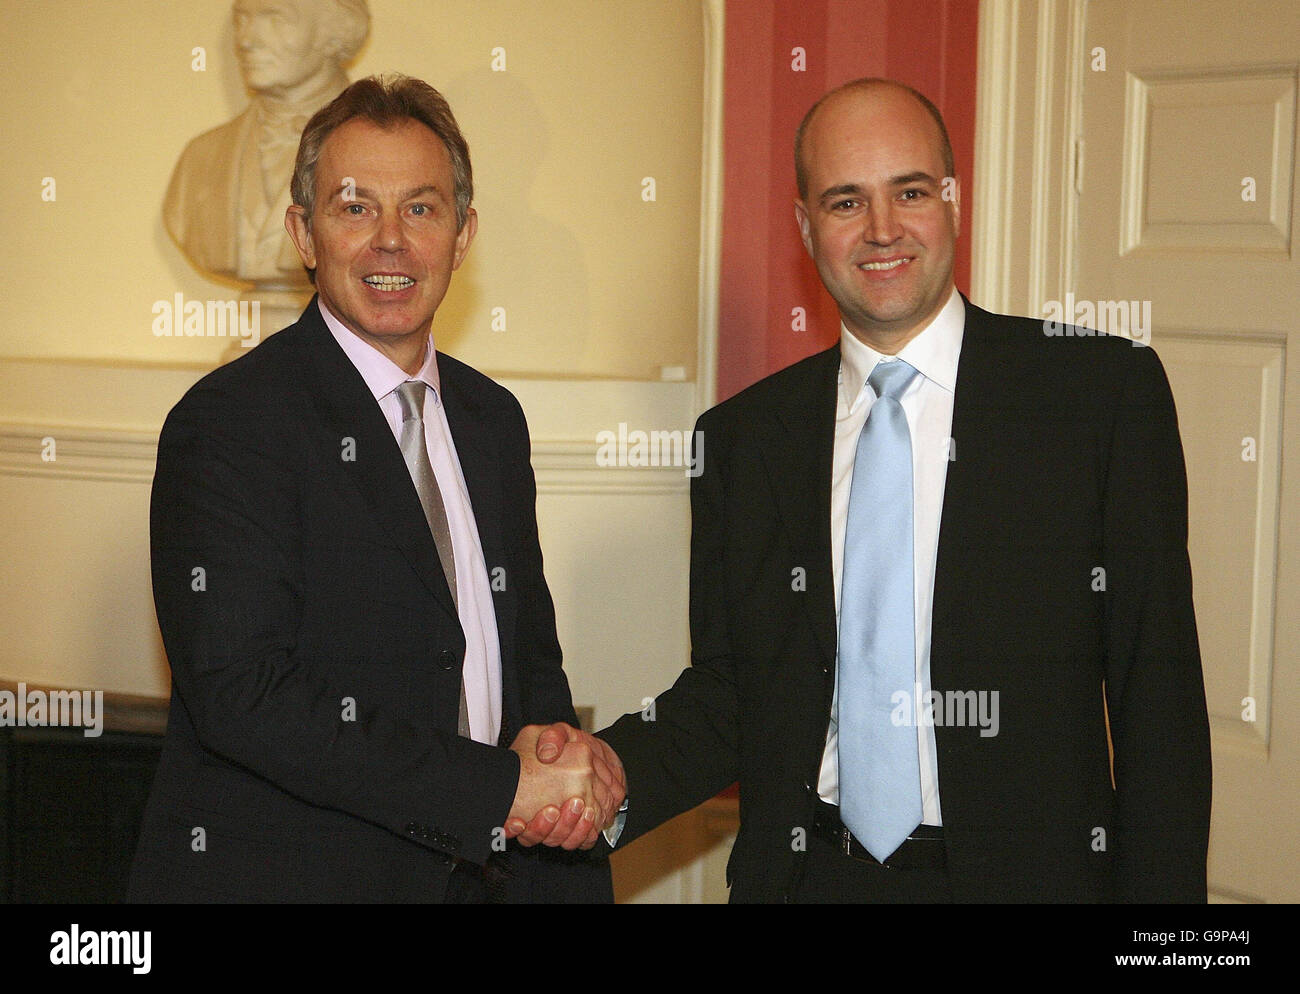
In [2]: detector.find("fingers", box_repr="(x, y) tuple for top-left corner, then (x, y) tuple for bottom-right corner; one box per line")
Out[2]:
(543, 798), (599, 850)
(506, 723), (624, 843)
(594, 737), (626, 788)
(586, 738), (626, 827)
(549, 731), (623, 830)
(511, 804), (560, 846)
(503, 798), (599, 850)
(534, 722), (574, 763)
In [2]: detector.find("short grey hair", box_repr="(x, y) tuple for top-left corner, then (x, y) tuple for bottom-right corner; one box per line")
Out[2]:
(290, 73), (473, 231)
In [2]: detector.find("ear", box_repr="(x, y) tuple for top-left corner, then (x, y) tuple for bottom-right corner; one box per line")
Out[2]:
(452, 207), (478, 270)
(794, 199), (814, 257)
(284, 205), (317, 270)
(946, 176), (961, 239)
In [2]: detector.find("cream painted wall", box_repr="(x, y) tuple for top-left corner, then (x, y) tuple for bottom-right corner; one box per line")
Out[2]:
(1, 0), (725, 903)
(1, 0), (703, 379)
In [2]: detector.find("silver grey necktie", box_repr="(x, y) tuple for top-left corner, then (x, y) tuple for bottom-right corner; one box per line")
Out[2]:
(395, 380), (470, 739)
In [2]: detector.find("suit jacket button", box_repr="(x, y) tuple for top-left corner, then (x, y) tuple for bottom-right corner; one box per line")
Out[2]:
(439, 649), (457, 671)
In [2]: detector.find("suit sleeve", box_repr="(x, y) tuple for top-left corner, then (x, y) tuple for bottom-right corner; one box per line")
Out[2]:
(1102, 344), (1212, 902)
(598, 409), (741, 847)
(151, 381), (520, 867)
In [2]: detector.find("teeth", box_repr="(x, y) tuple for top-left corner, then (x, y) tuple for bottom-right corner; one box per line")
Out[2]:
(364, 275), (415, 291)
(860, 258), (908, 271)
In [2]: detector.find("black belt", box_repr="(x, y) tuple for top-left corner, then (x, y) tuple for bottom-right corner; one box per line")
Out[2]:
(812, 799), (946, 870)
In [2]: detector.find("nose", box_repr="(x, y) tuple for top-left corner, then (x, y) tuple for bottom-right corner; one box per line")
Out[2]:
(862, 200), (902, 245)
(372, 212), (407, 253)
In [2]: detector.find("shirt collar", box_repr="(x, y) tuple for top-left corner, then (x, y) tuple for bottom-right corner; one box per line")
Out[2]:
(318, 297), (442, 405)
(838, 287), (964, 412)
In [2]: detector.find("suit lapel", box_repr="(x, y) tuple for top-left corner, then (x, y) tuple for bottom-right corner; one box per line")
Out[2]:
(766, 346), (841, 665)
(300, 303), (458, 620)
(761, 318), (1000, 675)
(436, 356), (518, 737)
(436, 357), (512, 648)
(932, 299), (1003, 673)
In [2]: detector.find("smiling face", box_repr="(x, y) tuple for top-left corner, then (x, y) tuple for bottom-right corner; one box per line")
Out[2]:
(794, 84), (959, 353)
(285, 116), (476, 367)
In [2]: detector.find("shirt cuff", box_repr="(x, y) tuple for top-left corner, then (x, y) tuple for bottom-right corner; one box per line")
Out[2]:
(602, 803), (628, 848)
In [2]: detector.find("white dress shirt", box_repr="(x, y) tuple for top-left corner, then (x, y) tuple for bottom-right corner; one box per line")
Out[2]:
(818, 287), (965, 826)
(320, 298), (503, 746)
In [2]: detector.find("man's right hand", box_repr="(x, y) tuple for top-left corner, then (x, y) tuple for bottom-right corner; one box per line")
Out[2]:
(506, 724), (623, 850)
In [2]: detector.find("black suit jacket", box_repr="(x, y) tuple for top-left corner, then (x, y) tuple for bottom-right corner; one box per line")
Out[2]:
(129, 300), (611, 902)
(600, 299), (1211, 903)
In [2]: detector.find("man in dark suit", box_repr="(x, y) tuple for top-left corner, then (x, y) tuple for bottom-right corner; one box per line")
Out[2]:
(130, 74), (622, 903)
(514, 78), (1211, 902)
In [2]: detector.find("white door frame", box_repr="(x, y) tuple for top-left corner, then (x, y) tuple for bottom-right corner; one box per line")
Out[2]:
(972, 0), (1088, 320)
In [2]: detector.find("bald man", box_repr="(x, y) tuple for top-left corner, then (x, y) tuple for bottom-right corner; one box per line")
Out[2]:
(514, 78), (1211, 904)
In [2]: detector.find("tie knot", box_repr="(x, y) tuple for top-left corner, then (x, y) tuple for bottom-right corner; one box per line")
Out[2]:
(868, 359), (918, 402)
(395, 380), (427, 424)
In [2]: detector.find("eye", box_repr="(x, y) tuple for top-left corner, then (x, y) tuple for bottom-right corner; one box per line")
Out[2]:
(345, 203), (367, 215)
(831, 199), (859, 212)
(900, 188), (927, 201)
(409, 203), (430, 217)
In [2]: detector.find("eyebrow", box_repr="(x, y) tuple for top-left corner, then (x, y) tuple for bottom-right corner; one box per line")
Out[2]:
(817, 172), (942, 203)
(327, 184), (447, 204)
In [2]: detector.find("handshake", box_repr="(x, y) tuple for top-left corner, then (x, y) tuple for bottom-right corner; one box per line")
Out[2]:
(505, 723), (626, 850)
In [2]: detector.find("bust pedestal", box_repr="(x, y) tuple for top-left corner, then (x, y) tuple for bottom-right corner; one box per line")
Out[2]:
(220, 284), (311, 364)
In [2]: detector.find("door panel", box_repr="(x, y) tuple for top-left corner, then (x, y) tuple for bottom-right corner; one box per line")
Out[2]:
(1079, 0), (1299, 902)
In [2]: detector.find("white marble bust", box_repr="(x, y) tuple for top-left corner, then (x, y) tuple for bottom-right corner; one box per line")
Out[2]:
(164, 0), (369, 288)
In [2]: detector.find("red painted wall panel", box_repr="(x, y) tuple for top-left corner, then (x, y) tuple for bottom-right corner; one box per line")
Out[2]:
(719, 0), (979, 401)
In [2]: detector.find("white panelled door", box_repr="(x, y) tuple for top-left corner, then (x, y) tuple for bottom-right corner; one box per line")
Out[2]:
(1078, 0), (1299, 902)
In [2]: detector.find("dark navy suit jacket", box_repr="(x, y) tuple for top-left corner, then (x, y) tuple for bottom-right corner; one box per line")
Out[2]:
(130, 299), (611, 902)
(600, 300), (1211, 903)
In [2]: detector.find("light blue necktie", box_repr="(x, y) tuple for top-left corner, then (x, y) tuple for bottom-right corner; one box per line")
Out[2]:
(838, 359), (921, 862)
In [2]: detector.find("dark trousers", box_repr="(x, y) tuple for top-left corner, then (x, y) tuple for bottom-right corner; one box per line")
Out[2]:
(793, 831), (954, 903)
